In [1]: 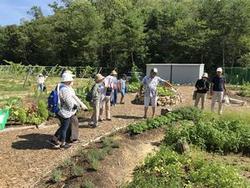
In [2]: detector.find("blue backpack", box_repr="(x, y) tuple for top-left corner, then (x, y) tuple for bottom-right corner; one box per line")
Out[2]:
(48, 84), (65, 114)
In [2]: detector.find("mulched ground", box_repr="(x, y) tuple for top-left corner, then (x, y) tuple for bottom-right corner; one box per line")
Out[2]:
(0, 93), (164, 188)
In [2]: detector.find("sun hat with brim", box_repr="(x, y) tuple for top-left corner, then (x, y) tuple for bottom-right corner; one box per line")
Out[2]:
(111, 70), (118, 75)
(216, 67), (223, 73)
(61, 72), (75, 82)
(151, 68), (158, 73)
(95, 74), (105, 82)
(202, 73), (208, 78)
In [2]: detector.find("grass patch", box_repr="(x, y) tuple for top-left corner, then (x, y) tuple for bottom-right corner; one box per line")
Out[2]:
(51, 169), (63, 183)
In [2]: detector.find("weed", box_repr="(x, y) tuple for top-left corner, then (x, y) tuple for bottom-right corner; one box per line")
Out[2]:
(81, 179), (95, 188)
(71, 164), (85, 177)
(51, 169), (62, 183)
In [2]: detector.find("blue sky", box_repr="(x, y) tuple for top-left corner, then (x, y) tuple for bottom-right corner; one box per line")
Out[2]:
(0, 0), (56, 26)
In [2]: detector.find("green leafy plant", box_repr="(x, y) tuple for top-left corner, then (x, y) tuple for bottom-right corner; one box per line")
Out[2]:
(51, 169), (62, 183)
(126, 147), (248, 188)
(37, 100), (49, 120)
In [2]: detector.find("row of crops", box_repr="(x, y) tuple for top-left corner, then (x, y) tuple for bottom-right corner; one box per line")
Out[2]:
(126, 107), (250, 187)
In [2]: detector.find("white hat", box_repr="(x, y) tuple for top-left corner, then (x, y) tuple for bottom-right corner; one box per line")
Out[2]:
(202, 73), (208, 78)
(152, 68), (158, 73)
(61, 72), (75, 82)
(216, 67), (223, 72)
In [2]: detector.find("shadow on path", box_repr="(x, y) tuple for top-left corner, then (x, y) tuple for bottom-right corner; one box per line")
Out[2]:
(12, 133), (53, 150)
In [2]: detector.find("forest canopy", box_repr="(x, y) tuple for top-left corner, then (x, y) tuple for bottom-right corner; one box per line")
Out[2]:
(0, 0), (250, 72)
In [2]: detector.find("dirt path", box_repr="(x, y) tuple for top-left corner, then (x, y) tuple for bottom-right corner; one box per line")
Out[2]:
(0, 93), (164, 188)
(0, 86), (248, 188)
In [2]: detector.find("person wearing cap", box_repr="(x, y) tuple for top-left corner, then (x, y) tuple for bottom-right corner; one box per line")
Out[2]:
(37, 73), (47, 92)
(140, 68), (172, 118)
(90, 73), (105, 127)
(210, 67), (226, 115)
(194, 73), (210, 110)
(50, 72), (88, 148)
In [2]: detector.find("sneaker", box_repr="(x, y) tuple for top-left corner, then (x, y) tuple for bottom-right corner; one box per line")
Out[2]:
(47, 139), (60, 149)
(60, 143), (71, 149)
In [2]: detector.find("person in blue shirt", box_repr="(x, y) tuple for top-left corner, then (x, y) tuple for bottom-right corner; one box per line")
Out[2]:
(210, 67), (226, 115)
(119, 74), (127, 104)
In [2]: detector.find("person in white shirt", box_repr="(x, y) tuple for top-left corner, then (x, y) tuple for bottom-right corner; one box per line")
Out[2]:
(50, 72), (88, 149)
(37, 73), (47, 92)
(140, 68), (172, 118)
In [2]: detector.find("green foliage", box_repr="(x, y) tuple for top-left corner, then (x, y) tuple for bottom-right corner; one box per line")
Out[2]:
(51, 169), (62, 183)
(130, 63), (140, 83)
(37, 100), (49, 120)
(164, 115), (250, 154)
(127, 82), (140, 93)
(71, 164), (84, 177)
(82, 180), (95, 188)
(127, 107), (203, 135)
(1, 0), (250, 72)
(157, 86), (175, 97)
(126, 147), (248, 188)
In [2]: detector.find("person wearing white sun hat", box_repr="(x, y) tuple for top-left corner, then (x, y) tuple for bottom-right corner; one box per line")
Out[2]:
(210, 67), (226, 115)
(50, 72), (88, 149)
(140, 68), (172, 118)
(194, 72), (210, 110)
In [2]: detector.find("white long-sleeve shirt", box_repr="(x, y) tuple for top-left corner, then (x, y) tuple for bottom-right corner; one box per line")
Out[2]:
(58, 84), (87, 118)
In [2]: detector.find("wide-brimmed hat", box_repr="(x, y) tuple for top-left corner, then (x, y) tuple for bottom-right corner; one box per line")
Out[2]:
(151, 68), (158, 73)
(111, 70), (118, 75)
(95, 74), (105, 82)
(216, 67), (223, 73)
(202, 73), (208, 78)
(61, 72), (75, 82)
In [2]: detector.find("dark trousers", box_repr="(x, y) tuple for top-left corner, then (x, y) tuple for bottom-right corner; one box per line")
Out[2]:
(66, 115), (79, 142)
(55, 116), (71, 143)
(112, 89), (117, 105)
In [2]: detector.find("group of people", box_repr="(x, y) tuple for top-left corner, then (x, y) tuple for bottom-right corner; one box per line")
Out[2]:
(46, 66), (226, 149)
(48, 70), (128, 149)
(194, 67), (226, 115)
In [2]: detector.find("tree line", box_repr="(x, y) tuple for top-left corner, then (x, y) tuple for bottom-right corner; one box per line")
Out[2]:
(0, 0), (250, 73)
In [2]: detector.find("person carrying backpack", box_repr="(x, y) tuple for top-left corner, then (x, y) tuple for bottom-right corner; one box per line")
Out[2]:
(89, 74), (105, 127)
(49, 72), (88, 149)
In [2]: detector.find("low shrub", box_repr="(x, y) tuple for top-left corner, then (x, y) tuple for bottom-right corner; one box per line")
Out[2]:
(127, 107), (203, 135)
(127, 82), (141, 93)
(126, 147), (248, 188)
(164, 119), (250, 154)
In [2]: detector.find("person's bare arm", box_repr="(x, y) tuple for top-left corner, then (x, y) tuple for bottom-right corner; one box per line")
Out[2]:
(139, 85), (143, 96)
(210, 83), (214, 96)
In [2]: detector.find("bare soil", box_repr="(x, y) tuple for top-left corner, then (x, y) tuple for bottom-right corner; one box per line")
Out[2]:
(37, 128), (165, 188)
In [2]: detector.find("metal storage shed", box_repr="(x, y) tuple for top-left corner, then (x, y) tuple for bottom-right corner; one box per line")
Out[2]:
(146, 64), (204, 84)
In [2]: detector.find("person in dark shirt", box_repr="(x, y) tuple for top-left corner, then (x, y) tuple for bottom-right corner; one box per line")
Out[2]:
(210, 67), (226, 115)
(194, 73), (210, 110)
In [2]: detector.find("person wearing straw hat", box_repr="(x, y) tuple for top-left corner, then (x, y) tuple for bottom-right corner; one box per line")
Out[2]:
(210, 67), (226, 115)
(90, 73), (105, 127)
(50, 72), (88, 149)
(194, 72), (210, 110)
(140, 68), (172, 118)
